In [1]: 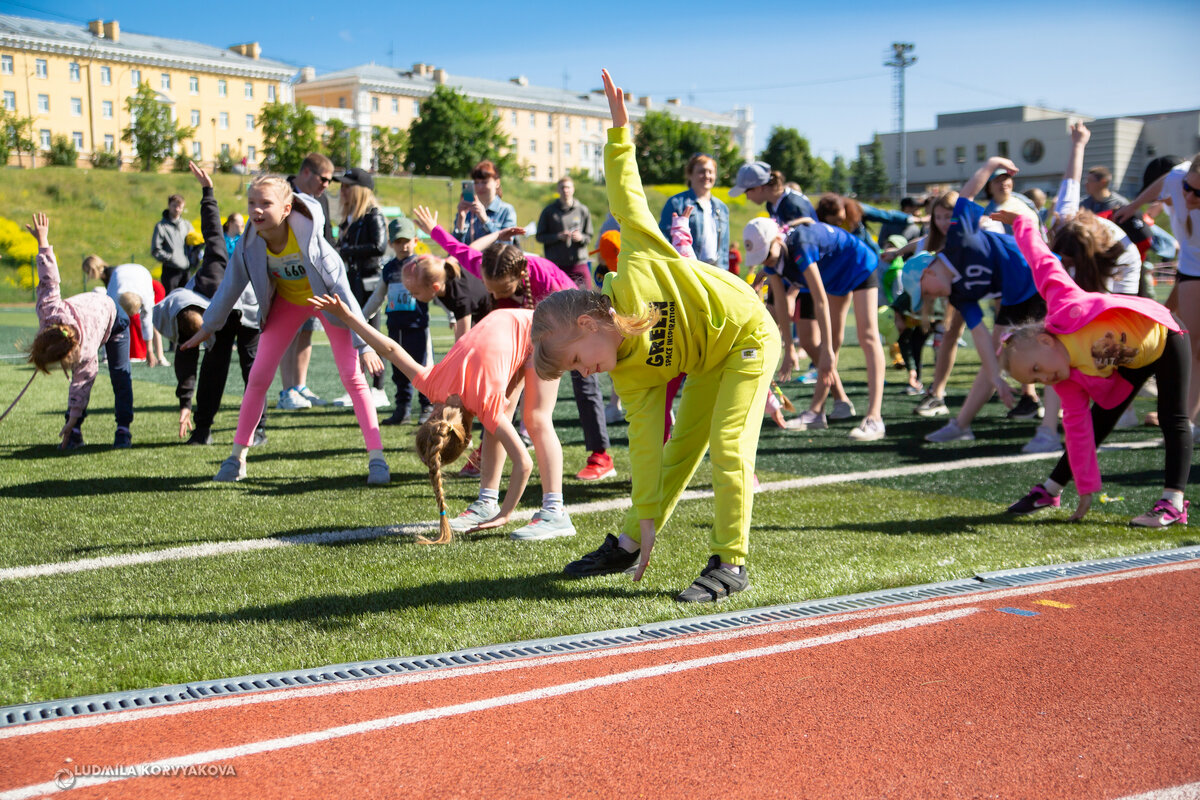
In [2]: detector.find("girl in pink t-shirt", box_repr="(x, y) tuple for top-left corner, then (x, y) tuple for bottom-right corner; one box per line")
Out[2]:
(309, 296), (572, 544)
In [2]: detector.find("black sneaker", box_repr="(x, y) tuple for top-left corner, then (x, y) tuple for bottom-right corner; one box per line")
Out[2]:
(380, 411), (410, 426)
(113, 428), (132, 449)
(563, 534), (638, 577)
(1007, 394), (1043, 420)
(63, 428), (84, 450)
(675, 555), (750, 603)
(187, 427), (213, 446)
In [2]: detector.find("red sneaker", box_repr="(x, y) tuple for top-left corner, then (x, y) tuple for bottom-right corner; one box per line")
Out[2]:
(576, 451), (616, 481)
(458, 446), (482, 478)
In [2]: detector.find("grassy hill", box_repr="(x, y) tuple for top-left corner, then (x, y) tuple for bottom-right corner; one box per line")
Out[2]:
(0, 166), (768, 303)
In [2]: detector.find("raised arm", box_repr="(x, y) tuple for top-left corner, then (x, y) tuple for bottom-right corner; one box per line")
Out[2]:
(1054, 123), (1090, 222)
(993, 210), (1082, 307)
(963, 156), (1019, 202)
(190, 162), (228, 292)
(1113, 173), (1169, 224)
(414, 205), (485, 279)
(27, 214), (63, 320)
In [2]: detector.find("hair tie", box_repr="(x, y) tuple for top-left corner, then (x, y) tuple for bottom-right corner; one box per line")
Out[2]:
(439, 510), (446, 516)
(995, 330), (1015, 358)
(60, 327), (70, 338)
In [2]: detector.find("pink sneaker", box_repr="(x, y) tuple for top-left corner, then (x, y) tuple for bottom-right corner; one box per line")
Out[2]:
(1007, 484), (1061, 515)
(1130, 499), (1188, 528)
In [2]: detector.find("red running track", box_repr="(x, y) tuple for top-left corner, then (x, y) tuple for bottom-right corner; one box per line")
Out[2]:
(2, 561), (1199, 799)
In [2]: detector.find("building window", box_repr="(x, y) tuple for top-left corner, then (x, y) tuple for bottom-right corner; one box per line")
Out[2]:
(564, 142), (570, 156)
(161, 73), (171, 90)
(100, 65), (111, 85)
(371, 96), (379, 112)
(338, 97), (345, 108)
(190, 109), (200, 126)
(219, 112), (229, 129)
(412, 100), (420, 116)
(391, 97), (398, 113)
(997, 140), (1009, 158)
(192, 141), (202, 159)
(580, 119), (587, 132)
(131, 68), (141, 87)
(35, 59), (47, 78)
(529, 112), (536, 127)
(975, 144), (986, 162)
(244, 82), (253, 99)
(564, 117), (570, 131)
(510, 137), (517, 150)
(548, 167), (554, 180)
(1022, 138), (1045, 164)
(72, 132), (84, 149)
(511, 110), (517, 125)
(40, 129), (51, 149)
(530, 140), (536, 153)
(547, 114), (554, 128)
(934, 147), (945, 166)
(221, 143), (230, 156)
(548, 141), (553, 155)
(247, 145), (256, 161)
(245, 114), (255, 131)
(37, 94), (49, 113)
(69, 62), (80, 82)
(914, 148), (925, 167)
(189, 76), (199, 94)
(104, 134), (115, 151)
(102, 101), (113, 119)
(267, 84), (276, 102)
(954, 145), (966, 164)
(2, 91), (14, 110)
(217, 79), (227, 97)
(70, 97), (82, 116)
(1, 55), (12, 75)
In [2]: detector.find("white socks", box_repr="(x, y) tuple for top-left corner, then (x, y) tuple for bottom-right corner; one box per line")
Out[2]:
(1044, 478), (1064, 497)
(1162, 490), (1185, 512)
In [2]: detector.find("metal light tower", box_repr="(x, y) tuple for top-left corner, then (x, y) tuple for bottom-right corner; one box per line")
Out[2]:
(884, 43), (916, 201)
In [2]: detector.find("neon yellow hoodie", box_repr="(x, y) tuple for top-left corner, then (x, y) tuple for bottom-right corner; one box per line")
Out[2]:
(602, 126), (776, 520)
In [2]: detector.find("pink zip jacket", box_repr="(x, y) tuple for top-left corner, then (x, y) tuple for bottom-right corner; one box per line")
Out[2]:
(1012, 215), (1184, 494)
(427, 225), (573, 308)
(35, 246), (117, 416)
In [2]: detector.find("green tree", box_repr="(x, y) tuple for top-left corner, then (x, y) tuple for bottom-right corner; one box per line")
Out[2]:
(0, 107), (36, 168)
(850, 135), (890, 200)
(48, 134), (78, 167)
(829, 154), (850, 195)
(407, 85), (517, 178)
(322, 118), (361, 170)
(708, 127), (743, 186)
(633, 110), (744, 185)
(257, 100), (321, 174)
(757, 126), (819, 192)
(122, 82), (196, 172)
(372, 126), (408, 174)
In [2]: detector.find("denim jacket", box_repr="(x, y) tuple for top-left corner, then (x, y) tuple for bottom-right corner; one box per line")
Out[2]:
(658, 189), (729, 271)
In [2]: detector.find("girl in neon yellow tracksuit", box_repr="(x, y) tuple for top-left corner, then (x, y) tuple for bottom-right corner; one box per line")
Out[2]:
(531, 70), (781, 602)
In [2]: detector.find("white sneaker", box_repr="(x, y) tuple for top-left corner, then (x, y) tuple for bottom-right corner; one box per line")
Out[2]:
(787, 409), (827, 430)
(849, 417), (886, 441)
(1114, 406), (1139, 430)
(829, 399), (856, 420)
(509, 509), (577, 541)
(1140, 377), (1158, 399)
(297, 386), (327, 406)
(605, 403), (625, 424)
(277, 388), (312, 410)
(1021, 427), (1062, 454)
(330, 393), (353, 408)
(449, 499), (500, 532)
(371, 387), (390, 409)
(925, 420), (975, 443)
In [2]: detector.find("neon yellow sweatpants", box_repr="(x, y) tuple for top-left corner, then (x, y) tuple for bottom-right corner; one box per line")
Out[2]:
(621, 318), (780, 565)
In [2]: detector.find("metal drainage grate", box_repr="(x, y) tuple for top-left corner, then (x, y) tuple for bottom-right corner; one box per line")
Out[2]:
(4, 545), (1198, 729)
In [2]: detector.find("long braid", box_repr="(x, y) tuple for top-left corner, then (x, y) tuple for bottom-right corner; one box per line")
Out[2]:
(417, 422), (453, 545)
(414, 405), (471, 544)
(521, 268), (533, 309)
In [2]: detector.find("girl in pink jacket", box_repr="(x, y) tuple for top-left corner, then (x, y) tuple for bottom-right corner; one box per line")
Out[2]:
(995, 210), (1190, 527)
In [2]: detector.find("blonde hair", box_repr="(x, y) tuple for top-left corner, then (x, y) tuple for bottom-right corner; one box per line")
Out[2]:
(996, 321), (1048, 375)
(338, 183), (379, 226)
(405, 253), (460, 292)
(82, 255), (108, 282)
(26, 323), (80, 375)
(925, 190), (959, 254)
(531, 289), (660, 380)
(249, 174), (293, 207)
(414, 403), (474, 544)
(118, 291), (143, 317)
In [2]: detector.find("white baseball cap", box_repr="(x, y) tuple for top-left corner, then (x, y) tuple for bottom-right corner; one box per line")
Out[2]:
(742, 217), (780, 267)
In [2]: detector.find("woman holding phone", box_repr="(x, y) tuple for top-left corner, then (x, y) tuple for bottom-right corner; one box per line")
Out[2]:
(454, 160), (517, 245)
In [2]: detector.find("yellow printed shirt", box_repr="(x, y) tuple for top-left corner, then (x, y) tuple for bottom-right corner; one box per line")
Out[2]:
(1058, 308), (1167, 378)
(263, 227), (313, 306)
(602, 126), (778, 520)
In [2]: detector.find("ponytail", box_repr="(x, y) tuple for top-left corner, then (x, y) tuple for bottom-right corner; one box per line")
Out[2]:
(414, 404), (473, 544)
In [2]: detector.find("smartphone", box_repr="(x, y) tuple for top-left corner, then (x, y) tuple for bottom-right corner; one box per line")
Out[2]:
(461, 180), (474, 203)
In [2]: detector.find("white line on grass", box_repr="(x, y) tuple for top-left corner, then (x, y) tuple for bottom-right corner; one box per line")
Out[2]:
(3, 559), (1194, 741)
(0, 438), (1164, 583)
(1112, 783), (1200, 800)
(0, 607), (979, 799)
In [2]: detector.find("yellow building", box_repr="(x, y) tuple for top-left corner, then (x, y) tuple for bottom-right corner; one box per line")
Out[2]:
(0, 13), (295, 169)
(294, 63), (754, 182)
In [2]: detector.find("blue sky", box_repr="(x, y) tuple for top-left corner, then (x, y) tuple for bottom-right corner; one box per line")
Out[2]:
(11, 0), (1200, 159)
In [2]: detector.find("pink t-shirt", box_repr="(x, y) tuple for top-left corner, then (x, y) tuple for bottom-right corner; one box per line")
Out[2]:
(411, 308), (533, 433)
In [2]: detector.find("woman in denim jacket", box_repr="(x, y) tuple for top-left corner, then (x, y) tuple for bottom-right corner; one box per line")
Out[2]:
(658, 154), (730, 271)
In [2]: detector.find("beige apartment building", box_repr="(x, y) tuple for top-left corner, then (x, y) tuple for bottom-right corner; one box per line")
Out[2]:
(0, 13), (294, 168)
(294, 63), (754, 181)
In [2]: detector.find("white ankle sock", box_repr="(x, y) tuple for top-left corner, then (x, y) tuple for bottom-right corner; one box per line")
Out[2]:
(542, 492), (564, 515)
(1043, 478), (1064, 496)
(1162, 490), (1185, 512)
(367, 448), (384, 463)
(479, 488), (500, 505)
(617, 533), (639, 553)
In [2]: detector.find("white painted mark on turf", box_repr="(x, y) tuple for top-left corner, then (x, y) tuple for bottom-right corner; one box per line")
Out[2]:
(1112, 782), (1200, 800)
(0, 607), (978, 800)
(3, 559), (1195, 741)
(0, 440), (1164, 583)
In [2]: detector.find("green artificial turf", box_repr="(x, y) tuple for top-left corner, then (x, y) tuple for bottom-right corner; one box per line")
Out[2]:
(0, 305), (1194, 707)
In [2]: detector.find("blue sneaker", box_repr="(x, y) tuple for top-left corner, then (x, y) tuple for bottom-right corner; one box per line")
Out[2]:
(213, 456), (246, 482)
(449, 499), (500, 532)
(510, 509), (577, 541)
(367, 457), (390, 486)
(796, 367), (818, 385)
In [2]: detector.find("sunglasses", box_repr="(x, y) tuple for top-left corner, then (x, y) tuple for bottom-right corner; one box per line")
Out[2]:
(1183, 181), (1200, 198)
(317, 175), (332, 185)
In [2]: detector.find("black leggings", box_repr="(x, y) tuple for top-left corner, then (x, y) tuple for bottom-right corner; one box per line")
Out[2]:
(898, 324), (929, 379)
(1049, 329), (1192, 492)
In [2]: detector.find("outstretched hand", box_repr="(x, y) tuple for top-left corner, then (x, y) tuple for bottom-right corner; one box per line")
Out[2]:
(1069, 492), (1093, 522)
(412, 205), (437, 235)
(188, 160), (213, 189)
(307, 293), (350, 321)
(632, 522), (655, 582)
(179, 327), (212, 350)
(25, 212), (49, 248)
(1069, 121), (1090, 146)
(496, 226), (526, 241)
(988, 210), (1020, 227)
(601, 69), (628, 129)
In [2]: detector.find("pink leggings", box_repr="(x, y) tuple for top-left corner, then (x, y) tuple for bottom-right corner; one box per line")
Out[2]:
(234, 297), (382, 450)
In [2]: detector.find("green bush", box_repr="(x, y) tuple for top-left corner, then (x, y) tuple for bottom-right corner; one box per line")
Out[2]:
(47, 135), (78, 167)
(216, 150), (237, 174)
(171, 150), (193, 172)
(90, 150), (120, 170)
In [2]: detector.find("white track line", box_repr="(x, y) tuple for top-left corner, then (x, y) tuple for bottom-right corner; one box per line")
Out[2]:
(0, 607), (978, 800)
(4, 559), (1195, 742)
(0, 439), (1164, 583)
(1113, 783), (1200, 800)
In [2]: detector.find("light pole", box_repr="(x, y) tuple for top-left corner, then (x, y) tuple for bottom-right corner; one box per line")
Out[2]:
(884, 43), (916, 201)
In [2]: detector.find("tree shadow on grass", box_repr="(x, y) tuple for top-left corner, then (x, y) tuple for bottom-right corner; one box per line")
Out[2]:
(792, 511), (1060, 537)
(87, 570), (661, 629)
(0, 475), (208, 498)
